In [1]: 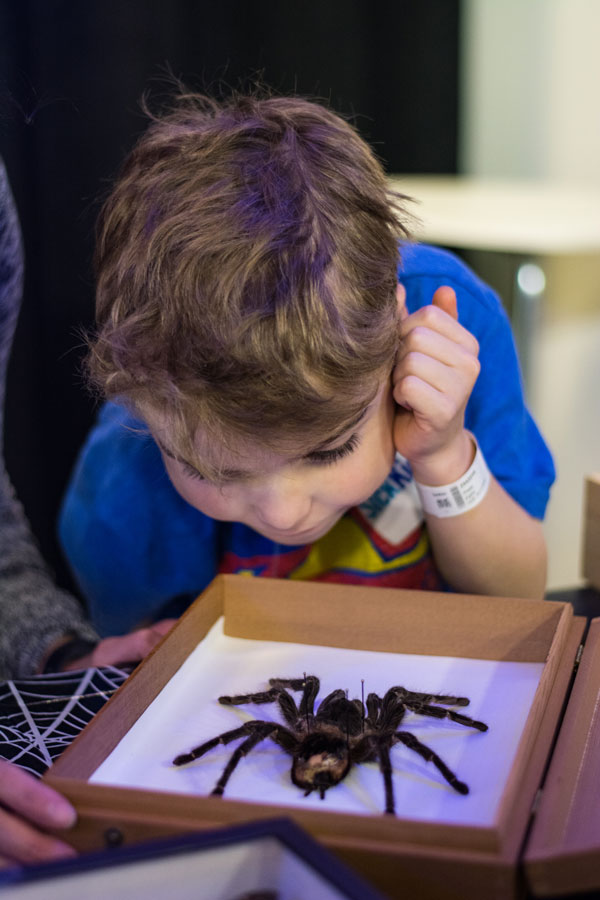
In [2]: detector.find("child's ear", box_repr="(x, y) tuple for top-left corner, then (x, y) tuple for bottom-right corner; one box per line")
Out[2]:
(396, 283), (408, 321)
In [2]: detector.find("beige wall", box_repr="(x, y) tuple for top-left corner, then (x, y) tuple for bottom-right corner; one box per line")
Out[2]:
(459, 0), (600, 589)
(460, 0), (600, 184)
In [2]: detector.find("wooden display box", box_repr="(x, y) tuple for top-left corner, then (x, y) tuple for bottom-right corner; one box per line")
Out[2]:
(45, 575), (599, 900)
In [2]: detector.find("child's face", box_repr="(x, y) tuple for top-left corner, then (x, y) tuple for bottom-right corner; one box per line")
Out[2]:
(157, 379), (396, 546)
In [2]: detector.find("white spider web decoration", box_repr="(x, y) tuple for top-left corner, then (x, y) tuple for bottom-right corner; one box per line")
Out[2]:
(0, 666), (131, 777)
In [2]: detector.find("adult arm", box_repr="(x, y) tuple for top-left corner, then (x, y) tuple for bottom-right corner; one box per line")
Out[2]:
(0, 159), (177, 866)
(0, 160), (101, 678)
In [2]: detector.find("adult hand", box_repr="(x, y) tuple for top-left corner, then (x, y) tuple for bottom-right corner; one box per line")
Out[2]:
(0, 759), (77, 867)
(63, 618), (177, 671)
(392, 284), (480, 485)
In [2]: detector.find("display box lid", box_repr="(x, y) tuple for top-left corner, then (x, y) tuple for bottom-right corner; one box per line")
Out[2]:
(0, 817), (385, 900)
(524, 616), (600, 895)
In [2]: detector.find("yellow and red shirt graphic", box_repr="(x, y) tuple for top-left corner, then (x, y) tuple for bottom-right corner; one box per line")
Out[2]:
(219, 453), (445, 590)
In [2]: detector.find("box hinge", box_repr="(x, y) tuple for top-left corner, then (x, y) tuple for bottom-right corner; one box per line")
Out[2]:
(573, 642), (584, 674)
(526, 642), (584, 826)
(530, 787), (543, 817)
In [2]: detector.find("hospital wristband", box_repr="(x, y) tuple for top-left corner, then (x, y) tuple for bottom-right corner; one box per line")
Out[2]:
(415, 439), (491, 518)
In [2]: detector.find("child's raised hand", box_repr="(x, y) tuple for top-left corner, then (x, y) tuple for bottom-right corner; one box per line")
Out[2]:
(392, 285), (480, 484)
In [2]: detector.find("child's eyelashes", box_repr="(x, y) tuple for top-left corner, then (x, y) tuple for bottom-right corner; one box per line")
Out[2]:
(172, 433), (361, 484)
(181, 461), (206, 482)
(304, 433), (360, 466)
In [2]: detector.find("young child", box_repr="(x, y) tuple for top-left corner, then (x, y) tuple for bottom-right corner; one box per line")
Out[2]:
(60, 92), (554, 638)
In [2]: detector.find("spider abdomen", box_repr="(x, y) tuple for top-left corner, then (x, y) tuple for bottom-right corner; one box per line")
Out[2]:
(291, 730), (351, 798)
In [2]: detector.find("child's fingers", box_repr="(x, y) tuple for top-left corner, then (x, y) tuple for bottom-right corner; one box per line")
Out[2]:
(393, 374), (453, 424)
(431, 285), (458, 320)
(399, 303), (479, 356)
(394, 329), (480, 375)
(393, 285), (479, 462)
(393, 354), (475, 411)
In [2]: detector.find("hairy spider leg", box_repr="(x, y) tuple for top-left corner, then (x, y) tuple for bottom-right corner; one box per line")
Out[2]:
(211, 723), (280, 795)
(299, 676), (319, 719)
(344, 730), (392, 806)
(400, 699), (488, 732)
(317, 691), (365, 737)
(174, 720), (301, 797)
(219, 686), (290, 706)
(219, 686), (300, 730)
(173, 720), (268, 766)
(393, 730), (469, 795)
(301, 673), (312, 731)
(387, 686), (471, 707)
(377, 691), (411, 733)
(316, 688), (345, 714)
(365, 692), (384, 729)
(269, 675), (320, 720)
(351, 696), (365, 720)
(376, 738), (397, 814)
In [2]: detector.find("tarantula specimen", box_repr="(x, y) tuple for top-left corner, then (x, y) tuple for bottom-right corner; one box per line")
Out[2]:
(173, 676), (488, 814)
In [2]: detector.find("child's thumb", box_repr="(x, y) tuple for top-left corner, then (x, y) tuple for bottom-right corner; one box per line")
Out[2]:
(431, 285), (458, 320)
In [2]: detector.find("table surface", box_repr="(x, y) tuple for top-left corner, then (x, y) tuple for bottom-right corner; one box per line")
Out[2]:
(388, 175), (600, 255)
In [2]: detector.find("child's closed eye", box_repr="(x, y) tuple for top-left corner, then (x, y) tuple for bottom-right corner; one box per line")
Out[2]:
(164, 433), (361, 484)
(181, 461), (206, 482)
(304, 433), (360, 465)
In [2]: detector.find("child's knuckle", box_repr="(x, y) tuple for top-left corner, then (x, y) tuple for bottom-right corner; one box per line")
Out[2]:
(403, 349), (422, 372)
(468, 355), (481, 380)
(457, 346), (480, 378)
(420, 305), (438, 326)
(408, 328), (428, 351)
(403, 374), (421, 394)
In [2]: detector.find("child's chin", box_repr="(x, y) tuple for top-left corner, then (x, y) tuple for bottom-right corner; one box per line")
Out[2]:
(256, 518), (341, 546)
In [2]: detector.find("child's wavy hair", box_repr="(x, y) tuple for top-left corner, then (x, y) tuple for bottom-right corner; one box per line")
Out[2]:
(88, 90), (413, 477)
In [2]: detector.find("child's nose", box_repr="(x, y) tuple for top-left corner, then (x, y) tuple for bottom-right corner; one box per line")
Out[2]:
(252, 480), (312, 533)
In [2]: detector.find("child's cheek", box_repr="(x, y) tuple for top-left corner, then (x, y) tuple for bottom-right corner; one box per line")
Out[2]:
(176, 480), (238, 520)
(326, 452), (393, 508)
(161, 460), (225, 518)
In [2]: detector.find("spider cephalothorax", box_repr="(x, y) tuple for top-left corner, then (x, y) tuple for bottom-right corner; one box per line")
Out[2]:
(173, 675), (488, 814)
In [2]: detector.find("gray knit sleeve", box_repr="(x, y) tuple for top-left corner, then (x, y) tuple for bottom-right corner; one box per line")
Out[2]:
(0, 159), (99, 679)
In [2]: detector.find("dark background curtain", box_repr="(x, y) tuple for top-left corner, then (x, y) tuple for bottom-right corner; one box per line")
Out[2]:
(0, 0), (460, 592)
